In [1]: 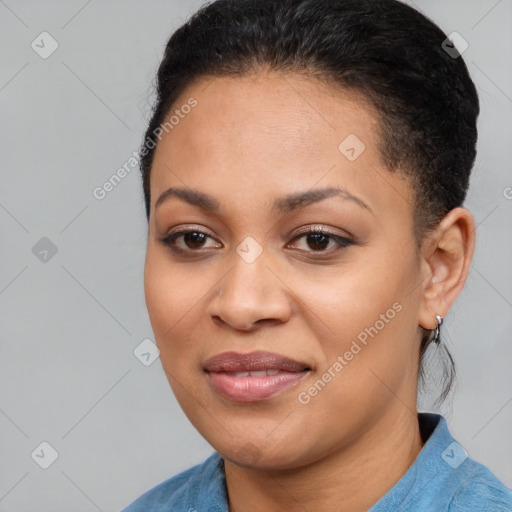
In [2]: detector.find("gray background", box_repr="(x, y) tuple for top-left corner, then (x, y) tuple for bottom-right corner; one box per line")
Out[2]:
(1, 1), (511, 510)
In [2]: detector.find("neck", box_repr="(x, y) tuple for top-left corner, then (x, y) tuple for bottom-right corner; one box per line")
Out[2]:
(224, 407), (423, 512)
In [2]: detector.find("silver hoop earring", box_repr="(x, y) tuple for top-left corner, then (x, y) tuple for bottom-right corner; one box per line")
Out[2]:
(431, 314), (443, 344)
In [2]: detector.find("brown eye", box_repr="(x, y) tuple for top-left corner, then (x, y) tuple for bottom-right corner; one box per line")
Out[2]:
(289, 227), (353, 254)
(182, 232), (207, 249)
(305, 232), (330, 251)
(159, 227), (222, 254)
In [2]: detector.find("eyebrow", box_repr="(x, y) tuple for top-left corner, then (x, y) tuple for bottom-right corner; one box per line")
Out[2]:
(155, 186), (372, 215)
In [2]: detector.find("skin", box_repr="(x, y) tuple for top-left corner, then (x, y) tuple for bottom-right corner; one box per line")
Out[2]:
(144, 69), (475, 512)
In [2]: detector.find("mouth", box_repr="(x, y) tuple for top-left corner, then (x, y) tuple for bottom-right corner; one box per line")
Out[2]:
(203, 351), (311, 402)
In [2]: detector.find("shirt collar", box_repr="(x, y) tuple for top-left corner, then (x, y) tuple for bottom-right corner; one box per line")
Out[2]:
(368, 412), (454, 511)
(196, 451), (229, 511)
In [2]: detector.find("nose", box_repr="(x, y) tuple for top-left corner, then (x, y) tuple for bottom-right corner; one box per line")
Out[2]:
(206, 251), (293, 332)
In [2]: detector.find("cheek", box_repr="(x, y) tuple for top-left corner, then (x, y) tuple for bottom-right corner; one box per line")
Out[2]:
(292, 246), (418, 393)
(298, 280), (409, 386)
(143, 249), (210, 412)
(291, 252), (410, 342)
(143, 247), (202, 351)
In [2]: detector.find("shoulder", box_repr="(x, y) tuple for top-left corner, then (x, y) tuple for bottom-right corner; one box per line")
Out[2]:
(370, 414), (512, 512)
(447, 462), (512, 512)
(121, 452), (225, 512)
(417, 413), (512, 511)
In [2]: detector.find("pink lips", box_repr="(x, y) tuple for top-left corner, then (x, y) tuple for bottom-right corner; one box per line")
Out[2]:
(204, 351), (310, 402)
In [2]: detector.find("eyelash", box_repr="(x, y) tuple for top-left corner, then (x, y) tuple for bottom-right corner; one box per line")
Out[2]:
(158, 225), (354, 257)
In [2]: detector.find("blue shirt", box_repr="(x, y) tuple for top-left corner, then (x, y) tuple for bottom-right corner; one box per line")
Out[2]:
(122, 413), (512, 511)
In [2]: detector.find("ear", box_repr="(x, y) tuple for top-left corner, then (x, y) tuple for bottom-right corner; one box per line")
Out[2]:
(418, 207), (476, 330)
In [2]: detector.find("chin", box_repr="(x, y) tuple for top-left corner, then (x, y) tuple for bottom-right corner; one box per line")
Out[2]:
(209, 432), (321, 472)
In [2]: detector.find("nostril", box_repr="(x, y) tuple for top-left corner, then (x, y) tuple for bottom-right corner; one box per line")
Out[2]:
(211, 315), (223, 326)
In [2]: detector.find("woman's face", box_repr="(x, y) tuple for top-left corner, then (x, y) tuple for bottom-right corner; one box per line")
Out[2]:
(144, 70), (428, 469)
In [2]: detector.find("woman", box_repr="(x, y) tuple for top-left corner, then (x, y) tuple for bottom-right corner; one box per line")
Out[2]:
(122, 0), (512, 510)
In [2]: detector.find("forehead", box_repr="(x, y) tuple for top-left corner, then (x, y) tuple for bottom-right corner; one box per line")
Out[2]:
(150, 71), (414, 222)
(160, 71), (378, 163)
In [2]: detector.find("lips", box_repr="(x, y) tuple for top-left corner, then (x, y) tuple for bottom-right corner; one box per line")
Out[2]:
(204, 351), (310, 402)
(204, 350), (308, 373)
